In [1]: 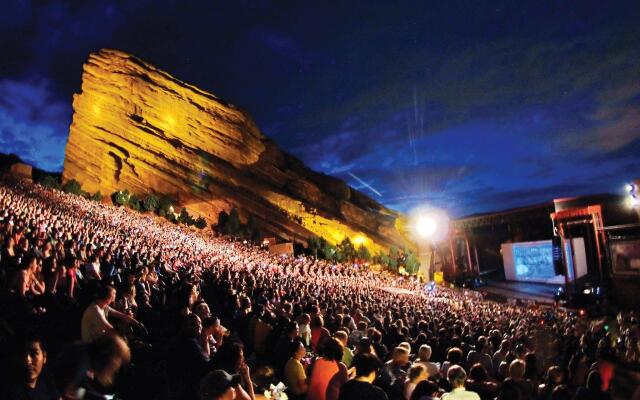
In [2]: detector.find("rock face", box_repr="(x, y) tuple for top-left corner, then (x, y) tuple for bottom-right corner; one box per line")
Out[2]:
(63, 49), (412, 253)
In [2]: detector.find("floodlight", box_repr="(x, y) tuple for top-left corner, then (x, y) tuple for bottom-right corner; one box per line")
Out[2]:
(416, 216), (437, 238)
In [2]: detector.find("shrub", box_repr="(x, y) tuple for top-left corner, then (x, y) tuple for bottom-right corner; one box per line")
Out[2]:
(194, 217), (207, 229)
(62, 179), (83, 195)
(356, 244), (371, 261)
(40, 174), (61, 190)
(90, 191), (103, 202)
(142, 194), (159, 212)
(128, 194), (141, 211)
(157, 196), (174, 217)
(111, 190), (131, 206)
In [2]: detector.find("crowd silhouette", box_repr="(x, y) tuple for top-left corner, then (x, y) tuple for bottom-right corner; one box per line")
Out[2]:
(0, 177), (638, 400)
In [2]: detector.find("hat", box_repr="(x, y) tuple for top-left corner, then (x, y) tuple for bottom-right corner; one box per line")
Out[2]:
(199, 370), (241, 399)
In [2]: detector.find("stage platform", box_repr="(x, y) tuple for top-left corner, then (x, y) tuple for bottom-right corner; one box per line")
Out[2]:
(481, 280), (559, 304)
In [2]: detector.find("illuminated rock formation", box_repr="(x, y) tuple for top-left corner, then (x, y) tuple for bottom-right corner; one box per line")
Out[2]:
(63, 49), (413, 253)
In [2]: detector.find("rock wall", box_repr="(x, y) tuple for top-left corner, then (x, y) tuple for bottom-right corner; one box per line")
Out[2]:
(63, 49), (413, 253)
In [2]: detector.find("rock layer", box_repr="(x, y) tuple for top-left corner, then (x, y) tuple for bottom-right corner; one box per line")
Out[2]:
(63, 49), (412, 253)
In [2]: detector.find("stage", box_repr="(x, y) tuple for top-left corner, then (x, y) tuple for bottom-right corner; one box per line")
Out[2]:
(481, 279), (559, 304)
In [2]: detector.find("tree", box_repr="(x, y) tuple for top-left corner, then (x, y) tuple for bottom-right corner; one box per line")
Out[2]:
(404, 248), (421, 274)
(356, 244), (372, 262)
(387, 246), (400, 272)
(111, 190), (131, 206)
(215, 211), (229, 233)
(178, 208), (195, 226)
(321, 242), (338, 262)
(225, 208), (242, 236)
(243, 214), (260, 242)
(62, 179), (82, 195)
(90, 191), (103, 202)
(128, 194), (141, 211)
(337, 238), (356, 262)
(157, 196), (174, 217)
(142, 194), (159, 212)
(194, 216), (207, 229)
(308, 236), (327, 258)
(40, 174), (61, 190)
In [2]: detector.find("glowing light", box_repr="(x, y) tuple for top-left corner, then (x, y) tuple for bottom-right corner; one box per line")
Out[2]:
(625, 183), (635, 193)
(627, 196), (639, 208)
(353, 235), (366, 246)
(416, 216), (437, 238)
(410, 207), (450, 243)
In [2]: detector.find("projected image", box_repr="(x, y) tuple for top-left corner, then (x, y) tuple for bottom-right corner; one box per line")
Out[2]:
(512, 242), (556, 281)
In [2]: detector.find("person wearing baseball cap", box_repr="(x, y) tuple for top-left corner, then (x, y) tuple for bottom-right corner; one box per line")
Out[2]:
(199, 370), (242, 400)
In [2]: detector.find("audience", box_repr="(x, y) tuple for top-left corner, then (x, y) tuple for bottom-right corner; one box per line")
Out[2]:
(0, 177), (638, 400)
(339, 353), (388, 400)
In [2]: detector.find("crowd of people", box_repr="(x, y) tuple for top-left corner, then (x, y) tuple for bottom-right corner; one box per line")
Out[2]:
(0, 176), (638, 400)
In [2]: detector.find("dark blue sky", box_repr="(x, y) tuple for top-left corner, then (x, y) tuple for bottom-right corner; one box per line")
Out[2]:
(1, 1), (639, 217)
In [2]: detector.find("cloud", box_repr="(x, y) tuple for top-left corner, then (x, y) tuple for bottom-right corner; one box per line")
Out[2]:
(0, 78), (70, 171)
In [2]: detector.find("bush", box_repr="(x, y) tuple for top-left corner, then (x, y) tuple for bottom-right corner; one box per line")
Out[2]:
(111, 190), (131, 206)
(40, 174), (61, 190)
(128, 194), (141, 211)
(157, 196), (174, 217)
(178, 208), (195, 226)
(90, 191), (103, 202)
(194, 217), (207, 229)
(356, 244), (371, 261)
(142, 194), (159, 212)
(337, 238), (356, 262)
(62, 179), (83, 195)
(404, 248), (421, 274)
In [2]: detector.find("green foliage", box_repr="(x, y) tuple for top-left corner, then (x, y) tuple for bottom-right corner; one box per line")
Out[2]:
(111, 189), (131, 206)
(157, 196), (174, 217)
(307, 236), (327, 258)
(356, 244), (372, 261)
(214, 208), (258, 239)
(243, 215), (261, 243)
(336, 238), (356, 262)
(178, 208), (196, 226)
(194, 216), (207, 229)
(373, 246), (421, 275)
(128, 194), (141, 211)
(62, 179), (83, 195)
(404, 248), (421, 274)
(90, 191), (103, 202)
(39, 174), (61, 190)
(225, 208), (242, 236)
(142, 194), (159, 212)
(321, 242), (338, 262)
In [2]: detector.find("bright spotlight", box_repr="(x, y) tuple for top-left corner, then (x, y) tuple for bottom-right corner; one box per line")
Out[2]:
(410, 207), (450, 243)
(416, 216), (437, 238)
(628, 196), (640, 208)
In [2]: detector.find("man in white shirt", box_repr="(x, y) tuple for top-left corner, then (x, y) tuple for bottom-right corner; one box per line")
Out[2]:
(441, 366), (481, 400)
(81, 284), (144, 342)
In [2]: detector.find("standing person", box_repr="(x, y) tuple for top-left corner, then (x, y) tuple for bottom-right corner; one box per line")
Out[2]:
(404, 364), (429, 400)
(339, 353), (388, 400)
(415, 345), (440, 379)
(307, 338), (347, 400)
(284, 339), (309, 400)
(441, 366), (480, 400)
(537, 366), (563, 400)
(311, 315), (330, 352)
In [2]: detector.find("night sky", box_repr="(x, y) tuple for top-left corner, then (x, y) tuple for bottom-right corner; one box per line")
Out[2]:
(1, 1), (639, 217)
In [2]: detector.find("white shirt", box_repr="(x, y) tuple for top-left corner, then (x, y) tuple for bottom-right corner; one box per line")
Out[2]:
(81, 302), (112, 342)
(441, 388), (481, 400)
